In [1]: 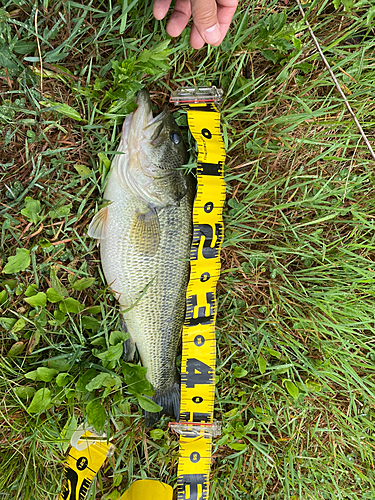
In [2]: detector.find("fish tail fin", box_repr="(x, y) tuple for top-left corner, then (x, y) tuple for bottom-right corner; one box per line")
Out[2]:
(145, 382), (180, 427)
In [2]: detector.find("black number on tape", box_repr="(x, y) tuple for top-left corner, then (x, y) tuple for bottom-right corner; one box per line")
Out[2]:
(192, 396), (203, 404)
(200, 272), (210, 282)
(190, 452), (201, 463)
(178, 474), (207, 500)
(76, 457), (88, 471)
(191, 223), (223, 260)
(185, 293), (214, 327)
(204, 202), (214, 213)
(182, 358), (213, 387)
(194, 335), (205, 346)
(201, 128), (212, 139)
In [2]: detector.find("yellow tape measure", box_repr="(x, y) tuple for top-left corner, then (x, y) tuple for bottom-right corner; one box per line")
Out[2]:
(170, 87), (226, 500)
(59, 88), (225, 500)
(58, 428), (115, 500)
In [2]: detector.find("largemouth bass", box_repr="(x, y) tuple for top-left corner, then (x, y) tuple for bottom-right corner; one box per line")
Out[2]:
(88, 89), (193, 426)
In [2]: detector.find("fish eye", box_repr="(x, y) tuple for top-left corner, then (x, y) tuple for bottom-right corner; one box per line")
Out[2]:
(170, 132), (181, 145)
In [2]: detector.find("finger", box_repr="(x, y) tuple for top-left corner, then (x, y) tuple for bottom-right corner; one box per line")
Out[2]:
(215, 0), (238, 42)
(190, 24), (206, 50)
(191, 0), (238, 48)
(153, 0), (173, 20)
(190, 0), (221, 45)
(165, 0), (191, 37)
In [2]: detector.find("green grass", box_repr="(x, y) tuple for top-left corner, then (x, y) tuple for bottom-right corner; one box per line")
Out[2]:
(2, 0), (375, 498)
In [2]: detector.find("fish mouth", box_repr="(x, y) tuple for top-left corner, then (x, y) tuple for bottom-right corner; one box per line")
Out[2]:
(134, 89), (169, 131)
(121, 89), (168, 145)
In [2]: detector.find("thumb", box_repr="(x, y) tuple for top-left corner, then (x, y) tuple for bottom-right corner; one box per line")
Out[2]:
(191, 0), (221, 45)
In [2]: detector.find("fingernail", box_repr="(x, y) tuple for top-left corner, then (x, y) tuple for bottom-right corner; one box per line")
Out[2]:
(204, 23), (221, 44)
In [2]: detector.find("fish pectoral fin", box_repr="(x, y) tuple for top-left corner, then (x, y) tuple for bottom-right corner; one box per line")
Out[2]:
(87, 206), (109, 240)
(130, 208), (160, 256)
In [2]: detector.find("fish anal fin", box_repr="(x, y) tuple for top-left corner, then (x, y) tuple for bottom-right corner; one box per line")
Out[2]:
(88, 206), (109, 240)
(130, 208), (160, 256)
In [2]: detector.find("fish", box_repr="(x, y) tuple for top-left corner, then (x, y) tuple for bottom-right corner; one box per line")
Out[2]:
(88, 89), (194, 426)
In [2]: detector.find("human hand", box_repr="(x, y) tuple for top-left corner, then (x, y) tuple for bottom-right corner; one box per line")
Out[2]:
(153, 0), (238, 50)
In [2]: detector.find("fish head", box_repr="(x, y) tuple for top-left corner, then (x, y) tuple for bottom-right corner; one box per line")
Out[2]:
(121, 89), (189, 208)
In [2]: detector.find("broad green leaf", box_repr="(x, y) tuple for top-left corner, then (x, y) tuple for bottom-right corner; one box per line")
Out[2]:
(77, 368), (98, 392)
(233, 366), (248, 378)
(52, 309), (66, 326)
(102, 490), (121, 500)
(21, 197), (41, 224)
(216, 434), (230, 446)
(39, 238), (51, 248)
(261, 49), (279, 64)
(13, 40), (37, 55)
(122, 362), (154, 396)
(0, 317), (17, 331)
(0, 289), (7, 304)
(71, 277), (95, 291)
(25, 367), (58, 382)
(257, 355), (267, 374)
(284, 379), (299, 399)
(2, 279), (17, 290)
(46, 287), (64, 303)
(85, 305), (101, 315)
(50, 267), (69, 297)
(41, 101), (82, 121)
(86, 400), (106, 433)
(74, 164), (92, 177)
(109, 330), (128, 345)
(136, 395), (162, 413)
(12, 318), (26, 332)
(14, 386), (35, 400)
(150, 429), (164, 440)
(86, 372), (117, 392)
(59, 297), (84, 313)
(27, 388), (52, 414)
(24, 292), (47, 308)
(305, 379), (322, 392)
(56, 373), (73, 387)
(91, 337), (106, 347)
(37, 367), (58, 382)
(3, 248), (30, 274)
(367, 6), (375, 25)
(95, 344), (123, 364)
(81, 316), (100, 332)
(7, 341), (25, 358)
(264, 347), (281, 359)
(65, 388), (76, 399)
(228, 442), (247, 451)
(24, 285), (38, 297)
(46, 358), (70, 372)
(48, 203), (72, 219)
(60, 413), (78, 452)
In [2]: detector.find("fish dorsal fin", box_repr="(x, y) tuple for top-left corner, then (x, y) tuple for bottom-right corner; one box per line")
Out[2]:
(130, 208), (160, 256)
(87, 206), (109, 240)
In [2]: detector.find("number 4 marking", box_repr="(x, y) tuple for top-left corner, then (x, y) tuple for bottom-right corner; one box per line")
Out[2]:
(182, 358), (214, 388)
